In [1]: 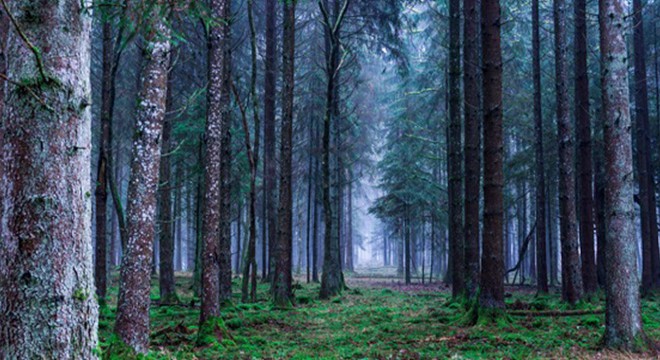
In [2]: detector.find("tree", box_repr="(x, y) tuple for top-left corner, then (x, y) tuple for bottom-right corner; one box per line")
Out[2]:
(479, 0), (505, 311)
(599, 0), (644, 348)
(553, 0), (583, 304)
(0, 0), (97, 357)
(448, 0), (464, 298)
(239, 0), (261, 304)
(463, 0), (481, 300)
(575, 0), (596, 295)
(200, 0), (231, 324)
(114, 5), (171, 352)
(633, 0), (660, 292)
(273, 0), (297, 307)
(158, 40), (177, 304)
(532, 0), (548, 294)
(320, 0), (350, 299)
(263, 0), (278, 281)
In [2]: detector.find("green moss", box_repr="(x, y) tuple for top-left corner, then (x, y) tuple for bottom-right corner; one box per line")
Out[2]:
(73, 287), (89, 302)
(196, 316), (231, 347)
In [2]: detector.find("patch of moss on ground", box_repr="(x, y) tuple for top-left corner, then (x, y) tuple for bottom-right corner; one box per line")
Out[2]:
(96, 272), (660, 359)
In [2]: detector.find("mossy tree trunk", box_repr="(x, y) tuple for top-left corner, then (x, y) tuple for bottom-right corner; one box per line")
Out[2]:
(600, 0), (644, 349)
(114, 5), (171, 353)
(0, 1), (98, 357)
(200, 0), (231, 324)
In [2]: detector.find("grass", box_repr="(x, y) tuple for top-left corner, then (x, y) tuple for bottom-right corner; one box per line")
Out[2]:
(99, 271), (660, 359)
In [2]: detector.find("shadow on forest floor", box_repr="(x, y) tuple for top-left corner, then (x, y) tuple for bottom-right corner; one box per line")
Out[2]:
(99, 269), (660, 359)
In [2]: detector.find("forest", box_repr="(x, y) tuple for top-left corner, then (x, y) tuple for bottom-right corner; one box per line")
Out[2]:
(1, 0), (660, 358)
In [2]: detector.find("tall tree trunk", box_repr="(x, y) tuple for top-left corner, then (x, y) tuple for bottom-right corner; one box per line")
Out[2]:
(600, 0), (644, 348)
(115, 9), (171, 353)
(312, 123), (321, 282)
(346, 173), (354, 271)
(480, 0), (505, 310)
(554, 0), (583, 304)
(448, 0), (464, 299)
(193, 137), (204, 296)
(532, 0), (548, 294)
(94, 19), (113, 303)
(158, 41), (177, 304)
(595, 127), (607, 288)
(575, 0), (597, 294)
(463, 0), (481, 300)
(306, 117), (314, 282)
(0, 1), (97, 357)
(273, 0), (296, 307)
(633, 0), (660, 291)
(263, 0), (278, 281)
(320, 0), (350, 299)
(240, 0), (261, 303)
(200, 0), (231, 325)
(218, 6), (234, 305)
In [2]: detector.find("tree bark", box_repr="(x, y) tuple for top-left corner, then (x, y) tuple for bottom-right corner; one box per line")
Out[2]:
(320, 0), (350, 299)
(448, 0), (464, 299)
(532, 0), (548, 294)
(273, 0), (297, 307)
(158, 39), (177, 304)
(599, 0), (644, 348)
(633, 0), (660, 292)
(218, 3), (234, 305)
(0, 1), (97, 357)
(575, 0), (597, 294)
(263, 0), (278, 281)
(554, 0), (583, 304)
(200, 0), (231, 324)
(240, 0), (261, 303)
(114, 7), (171, 354)
(480, 0), (505, 310)
(94, 19), (113, 304)
(463, 0), (481, 300)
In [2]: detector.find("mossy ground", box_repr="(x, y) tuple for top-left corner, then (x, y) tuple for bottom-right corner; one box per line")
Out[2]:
(98, 271), (660, 359)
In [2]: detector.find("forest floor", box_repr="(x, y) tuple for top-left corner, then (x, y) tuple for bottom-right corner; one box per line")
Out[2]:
(99, 270), (660, 359)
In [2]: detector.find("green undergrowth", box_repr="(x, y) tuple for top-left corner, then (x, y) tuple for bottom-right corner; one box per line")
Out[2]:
(97, 272), (660, 359)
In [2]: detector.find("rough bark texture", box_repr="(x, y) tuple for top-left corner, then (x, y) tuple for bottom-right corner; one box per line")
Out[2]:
(633, 0), (660, 292)
(554, 0), (583, 304)
(320, 0), (349, 299)
(273, 0), (296, 308)
(263, 0), (278, 281)
(480, 0), (505, 309)
(575, 0), (597, 295)
(115, 10), (171, 353)
(94, 19), (113, 303)
(448, 0), (464, 299)
(241, 0), (260, 303)
(0, 1), (97, 357)
(599, 0), (644, 348)
(158, 48), (177, 304)
(532, 0), (548, 294)
(217, 0), (233, 304)
(200, 0), (231, 324)
(463, 0), (481, 300)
